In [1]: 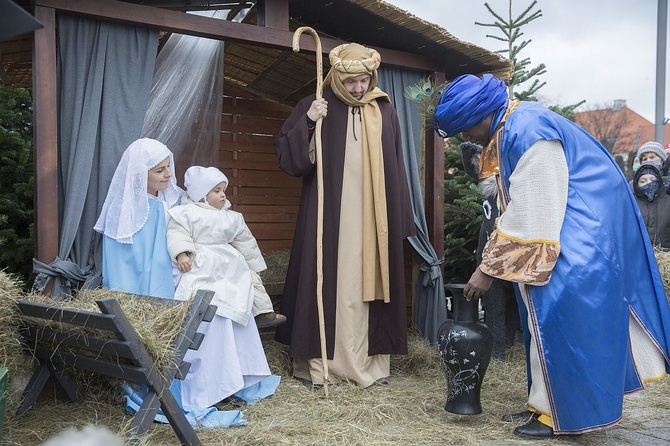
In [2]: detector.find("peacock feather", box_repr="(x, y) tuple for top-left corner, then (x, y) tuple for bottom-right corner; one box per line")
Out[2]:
(404, 76), (446, 130)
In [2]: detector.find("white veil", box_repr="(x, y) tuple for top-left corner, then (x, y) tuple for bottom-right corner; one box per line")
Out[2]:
(94, 138), (182, 243)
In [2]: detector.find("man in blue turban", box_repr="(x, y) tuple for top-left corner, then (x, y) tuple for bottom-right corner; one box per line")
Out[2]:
(436, 74), (670, 439)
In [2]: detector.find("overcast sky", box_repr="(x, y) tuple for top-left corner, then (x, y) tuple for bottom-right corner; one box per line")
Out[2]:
(386, 0), (663, 123)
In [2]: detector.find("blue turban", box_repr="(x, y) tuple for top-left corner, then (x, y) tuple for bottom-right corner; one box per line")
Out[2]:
(434, 74), (508, 137)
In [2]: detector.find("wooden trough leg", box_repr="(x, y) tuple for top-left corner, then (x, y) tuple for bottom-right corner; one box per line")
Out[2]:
(48, 363), (79, 402)
(158, 388), (201, 446)
(127, 387), (200, 446)
(16, 362), (79, 416)
(127, 390), (161, 440)
(16, 363), (50, 416)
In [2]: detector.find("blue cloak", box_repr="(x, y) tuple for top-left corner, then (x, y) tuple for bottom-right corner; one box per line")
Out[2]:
(499, 102), (670, 432)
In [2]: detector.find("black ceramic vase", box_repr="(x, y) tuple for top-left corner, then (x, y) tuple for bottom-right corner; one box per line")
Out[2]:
(437, 283), (493, 415)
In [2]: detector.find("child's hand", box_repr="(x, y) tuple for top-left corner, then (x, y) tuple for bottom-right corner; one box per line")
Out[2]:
(177, 252), (192, 272)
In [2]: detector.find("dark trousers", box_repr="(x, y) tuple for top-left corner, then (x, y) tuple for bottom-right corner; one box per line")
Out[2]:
(481, 279), (520, 360)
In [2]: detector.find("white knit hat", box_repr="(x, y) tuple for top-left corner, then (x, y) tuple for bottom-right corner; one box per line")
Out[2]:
(184, 166), (228, 202)
(637, 141), (667, 161)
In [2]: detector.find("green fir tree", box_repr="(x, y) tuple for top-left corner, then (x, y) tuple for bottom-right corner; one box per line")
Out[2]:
(0, 88), (35, 284)
(443, 142), (482, 283)
(476, 0), (545, 101)
(476, 0), (584, 113)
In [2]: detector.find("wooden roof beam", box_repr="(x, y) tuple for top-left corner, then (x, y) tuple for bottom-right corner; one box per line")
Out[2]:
(34, 0), (441, 72)
(245, 50), (291, 90)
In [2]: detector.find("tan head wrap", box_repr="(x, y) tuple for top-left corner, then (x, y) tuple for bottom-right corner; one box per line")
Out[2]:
(326, 43), (392, 303)
(325, 43), (381, 100)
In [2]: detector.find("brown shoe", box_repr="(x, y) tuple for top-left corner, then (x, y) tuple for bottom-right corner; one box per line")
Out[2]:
(255, 312), (287, 329)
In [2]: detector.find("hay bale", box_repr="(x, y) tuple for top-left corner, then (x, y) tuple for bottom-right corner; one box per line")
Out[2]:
(0, 271), (33, 424)
(260, 250), (291, 284)
(0, 277), (193, 431)
(654, 247), (670, 299)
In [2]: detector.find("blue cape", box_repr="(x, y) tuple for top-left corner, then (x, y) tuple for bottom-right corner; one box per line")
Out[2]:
(500, 102), (670, 432)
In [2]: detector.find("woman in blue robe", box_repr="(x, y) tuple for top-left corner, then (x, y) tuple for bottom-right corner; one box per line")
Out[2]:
(94, 138), (250, 428)
(94, 137), (182, 298)
(434, 74), (670, 438)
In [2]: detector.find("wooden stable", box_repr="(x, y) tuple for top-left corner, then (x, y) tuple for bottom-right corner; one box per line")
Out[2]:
(1, 0), (512, 315)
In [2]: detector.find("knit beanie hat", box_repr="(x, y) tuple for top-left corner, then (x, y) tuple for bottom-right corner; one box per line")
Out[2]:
(184, 166), (228, 202)
(638, 141), (667, 161)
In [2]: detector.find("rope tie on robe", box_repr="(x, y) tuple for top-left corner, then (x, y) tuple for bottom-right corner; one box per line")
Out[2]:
(351, 107), (360, 141)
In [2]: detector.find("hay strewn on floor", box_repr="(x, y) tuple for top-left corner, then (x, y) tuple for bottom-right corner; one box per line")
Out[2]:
(0, 271), (33, 428)
(6, 333), (670, 446)
(4, 249), (670, 445)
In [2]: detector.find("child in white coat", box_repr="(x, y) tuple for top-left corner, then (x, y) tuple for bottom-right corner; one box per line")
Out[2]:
(169, 166), (284, 328)
(167, 166), (281, 408)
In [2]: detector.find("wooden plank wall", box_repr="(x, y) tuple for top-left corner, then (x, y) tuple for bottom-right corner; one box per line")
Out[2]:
(219, 85), (300, 255)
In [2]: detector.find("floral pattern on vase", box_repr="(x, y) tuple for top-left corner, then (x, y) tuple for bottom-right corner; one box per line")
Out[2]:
(437, 283), (493, 415)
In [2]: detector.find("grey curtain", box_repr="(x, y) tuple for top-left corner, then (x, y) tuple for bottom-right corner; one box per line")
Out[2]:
(32, 14), (158, 298)
(378, 67), (447, 346)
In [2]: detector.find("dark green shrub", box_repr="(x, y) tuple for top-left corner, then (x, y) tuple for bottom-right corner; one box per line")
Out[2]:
(0, 88), (35, 284)
(443, 140), (482, 283)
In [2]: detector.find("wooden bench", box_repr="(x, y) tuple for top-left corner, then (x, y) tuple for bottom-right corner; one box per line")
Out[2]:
(14, 289), (216, 446)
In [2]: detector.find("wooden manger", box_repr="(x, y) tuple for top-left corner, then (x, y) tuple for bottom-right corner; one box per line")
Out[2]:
(14, 289), (216, 446)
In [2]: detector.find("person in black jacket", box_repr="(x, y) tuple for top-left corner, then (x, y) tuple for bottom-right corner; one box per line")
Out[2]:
(633, 164), (670, 248)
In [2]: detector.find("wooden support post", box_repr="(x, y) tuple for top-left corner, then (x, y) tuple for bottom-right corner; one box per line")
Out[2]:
(33, 6), (59, 287)
(257, 0), (289, 31)
(424, 72), (446, 260)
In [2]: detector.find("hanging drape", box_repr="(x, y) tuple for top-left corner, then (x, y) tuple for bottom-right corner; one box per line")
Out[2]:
(32, 14), (158, 298)
(141, 10), (225, 177)
(378, 67), (447, 347)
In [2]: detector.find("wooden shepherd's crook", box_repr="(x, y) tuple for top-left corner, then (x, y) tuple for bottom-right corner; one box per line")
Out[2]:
(292, 26), (329, 397)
